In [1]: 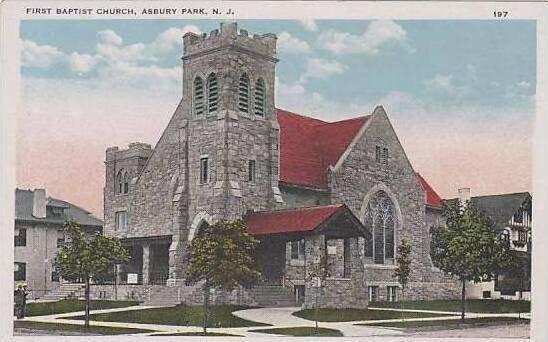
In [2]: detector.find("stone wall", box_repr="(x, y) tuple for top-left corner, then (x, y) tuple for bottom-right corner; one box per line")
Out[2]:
(328, 106), (460, 299)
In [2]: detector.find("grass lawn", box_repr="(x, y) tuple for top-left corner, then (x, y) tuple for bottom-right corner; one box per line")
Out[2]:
(63, 305), (269, 328)
(359, 317), (529, 329)
(151, 331), (241, 336)
(14, 320), (153, 335)
(292, 308), (451, 322)
(369, 299), (530, 313)
(26, 299), (141, 317)
(250, 326), (343, 337)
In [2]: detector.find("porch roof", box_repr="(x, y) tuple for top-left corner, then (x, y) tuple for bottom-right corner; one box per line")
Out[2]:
(244, 204), (370, 239)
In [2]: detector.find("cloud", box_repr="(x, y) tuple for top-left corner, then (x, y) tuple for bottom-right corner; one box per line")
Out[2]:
(21, 40), (65, 68)
(318, 20), (408, 55)
(97, 29), (123, 45)
(517, 81), (531, 88)
(68, 52), (99, 74)
(277, 32), (311, 53)
(299, 18), (318, 32)
(424, 73), (470, 97)
(22, 25), (198, 88)
(300, 58), (348, 81)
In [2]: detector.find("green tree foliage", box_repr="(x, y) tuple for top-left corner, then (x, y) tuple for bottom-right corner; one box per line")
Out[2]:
(185, 219), (261, 335)
(394, 239), (412, 321)
(55, 221), (129, 328)
(431, 201), (511, 320)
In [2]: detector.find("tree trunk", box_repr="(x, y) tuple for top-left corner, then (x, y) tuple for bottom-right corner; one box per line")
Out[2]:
(401, 287), (405, 322)
(460, 278), (466, 321)
(203, 281), (209, 336)
(85, 276), (90, 328)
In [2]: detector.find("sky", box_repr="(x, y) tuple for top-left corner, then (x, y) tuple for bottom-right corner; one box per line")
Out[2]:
(17, 19), (536, 217)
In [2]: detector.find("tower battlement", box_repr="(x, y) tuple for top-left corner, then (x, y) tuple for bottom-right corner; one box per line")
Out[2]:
(183, 22), (277, 59)
(106, 142), (153, 162)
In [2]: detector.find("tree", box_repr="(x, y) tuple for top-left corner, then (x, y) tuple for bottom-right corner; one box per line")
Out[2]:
(394, 239), (412, 321)
(431, 201), (511, 320)
(55, 221), (129, 328)
(306, 250), (333, 332)
(185, 219), (261, 336)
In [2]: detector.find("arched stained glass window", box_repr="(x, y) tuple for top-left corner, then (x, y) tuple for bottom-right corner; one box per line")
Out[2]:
(238, 73), (250, 113)
(363, 190), (396, 264)
(254, 78), (265, 116)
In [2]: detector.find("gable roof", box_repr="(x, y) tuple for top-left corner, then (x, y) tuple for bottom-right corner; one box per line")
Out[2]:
(446, 192), (531, 229)
(15, 189), (103, 228)
(417, 173), (443, 209)
(276, 108), (444, 209)
(277, 108), (369, 189)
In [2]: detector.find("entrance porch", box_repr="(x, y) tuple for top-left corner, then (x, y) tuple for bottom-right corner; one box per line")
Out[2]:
(118, 235), (171, 285)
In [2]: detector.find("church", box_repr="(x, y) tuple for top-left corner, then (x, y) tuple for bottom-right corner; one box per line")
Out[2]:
(102, 22), (460, 308)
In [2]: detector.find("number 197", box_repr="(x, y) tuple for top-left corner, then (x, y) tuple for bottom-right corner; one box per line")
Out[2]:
(494, 11), (508, 18)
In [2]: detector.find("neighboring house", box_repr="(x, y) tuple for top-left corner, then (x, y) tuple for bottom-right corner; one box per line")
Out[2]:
(102, 22), (460, 309)
(448, 189), (532, 300)
(14, 188), (103, 299)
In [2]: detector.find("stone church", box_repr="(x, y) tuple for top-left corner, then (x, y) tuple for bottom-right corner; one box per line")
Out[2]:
(103, 22), (459, 308)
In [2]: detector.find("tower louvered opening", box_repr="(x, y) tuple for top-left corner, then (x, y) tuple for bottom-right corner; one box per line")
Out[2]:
(238, 73), (250, 113)
(207, 73), (218, 113)
(254, 78), (265, 116)
(194, 77), (204, 115)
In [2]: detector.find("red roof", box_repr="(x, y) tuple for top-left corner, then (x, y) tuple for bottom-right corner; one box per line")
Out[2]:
(245, 204), (343, 236)
(277, 109), (369, 189)
(417, 173), (443, 209)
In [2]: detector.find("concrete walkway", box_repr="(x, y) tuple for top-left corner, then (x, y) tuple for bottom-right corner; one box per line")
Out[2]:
(18, 304), (530, 337)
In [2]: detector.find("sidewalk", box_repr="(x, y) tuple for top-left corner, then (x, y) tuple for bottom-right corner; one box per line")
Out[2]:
(18, 304), (530, 337)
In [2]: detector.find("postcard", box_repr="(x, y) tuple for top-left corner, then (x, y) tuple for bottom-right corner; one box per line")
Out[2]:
(0, 1), (546, 341)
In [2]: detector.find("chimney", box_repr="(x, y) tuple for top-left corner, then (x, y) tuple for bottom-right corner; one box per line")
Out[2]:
(458, 187), (471, 207)
(32, 188), (47, 218)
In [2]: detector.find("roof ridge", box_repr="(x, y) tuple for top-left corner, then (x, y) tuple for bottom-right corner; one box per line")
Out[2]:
(446, 192), (531, 200)
(248, 204), (343, 215)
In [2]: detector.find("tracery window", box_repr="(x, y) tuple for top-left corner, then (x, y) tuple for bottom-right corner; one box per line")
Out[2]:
(238, 73), (250, 114)
(363, 190), (396, 264)
(116, 170), (123, 194)
(123, 171), (129, 194)
(207, 73), (218, 113)
(254, 78), (265, 116)
(194, 77), (205, 115)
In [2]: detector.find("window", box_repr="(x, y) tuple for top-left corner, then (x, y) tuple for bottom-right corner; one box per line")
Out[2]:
(387, 286), (398, 302)
(368, 286), (379, 302)
(248, 160), (256, 182)
(513, 209), (523, 223)
(194, 77), (205, 115)
(56, 229), (65, 248)
(14, 228), (26, 247)
(116, 170), (123, 194)
(382, 147), (389, 164)
(272, 135), (279, 150)
(375, 146), (388, 164)
(238, 73), (250, 114)
(200, 157), (209, 184)
(254, 78), (265, 116)
(291, 239), (305, 260)
(518, 230), (527, 242)
(363, 191), (396, 264)
(272, 166), (278, 175)
(14, 262), (26, 281)
(207, 73), (218, 113)
(115, 211), (128, 230)
(51, 269), (60, 282)
(123, 172), (129, 194)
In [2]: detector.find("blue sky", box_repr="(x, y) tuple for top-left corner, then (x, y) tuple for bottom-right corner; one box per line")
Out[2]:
(18, 19), (536, 215)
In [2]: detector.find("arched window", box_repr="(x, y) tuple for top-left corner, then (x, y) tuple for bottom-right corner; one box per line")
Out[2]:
(254, 78), (265, 116)
(116, 170), (123, 194)
(194, 77), (204, 115)
(123, 171), (129, 194)
(363, 191), (396, 264)
(238, 73), (250, 114)
(207, 73), (218, 114)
